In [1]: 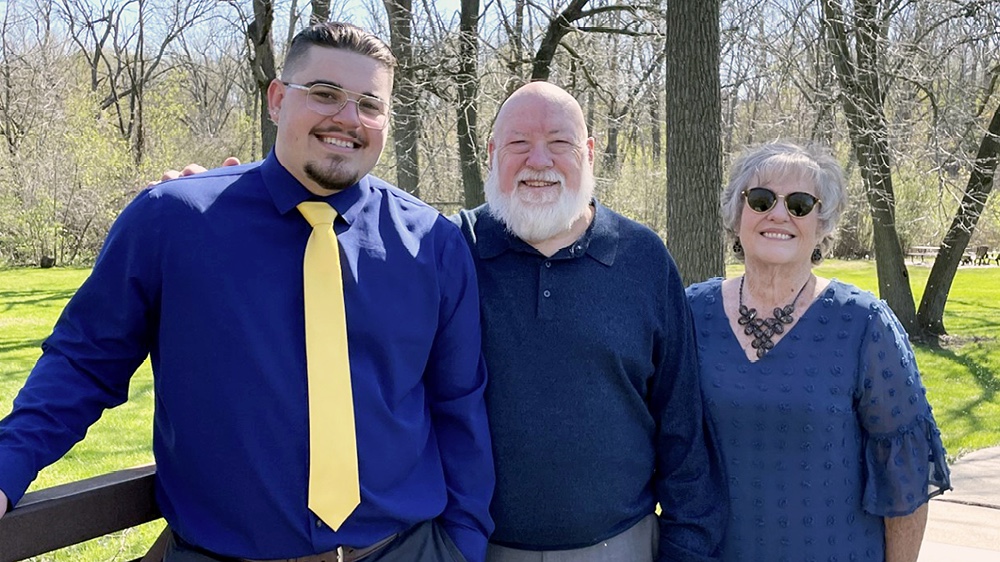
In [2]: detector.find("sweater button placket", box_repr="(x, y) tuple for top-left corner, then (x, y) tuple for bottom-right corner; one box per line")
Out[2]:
(538, 259), (554, 319)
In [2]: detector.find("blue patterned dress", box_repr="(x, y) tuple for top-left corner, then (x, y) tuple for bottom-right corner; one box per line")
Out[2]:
(686, 278), (950, 562)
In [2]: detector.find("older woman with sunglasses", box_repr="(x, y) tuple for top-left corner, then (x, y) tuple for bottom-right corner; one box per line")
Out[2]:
(686, 142), (950, 562)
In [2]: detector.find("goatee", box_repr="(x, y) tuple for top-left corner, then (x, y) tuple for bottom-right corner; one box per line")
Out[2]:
(305, 160), (359, 193)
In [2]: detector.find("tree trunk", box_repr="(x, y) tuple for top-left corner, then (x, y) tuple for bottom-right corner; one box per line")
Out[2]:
(131, 0), (146, 165)
(918, 102), (1000, 335)
(665, 0), (724, 286)
(507, 0), (526, 92)
(820, 0), (918, 334)
(650, 40), (662, 163)
(311, 0), (331, 24)
(603, 121), (620, 175)
(457, 0), (484, 208)
(384, 0), (419, 195)
(248, 0), (277, 155)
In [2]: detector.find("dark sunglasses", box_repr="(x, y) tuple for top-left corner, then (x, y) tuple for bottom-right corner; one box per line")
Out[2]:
(742, 187), (822, 218)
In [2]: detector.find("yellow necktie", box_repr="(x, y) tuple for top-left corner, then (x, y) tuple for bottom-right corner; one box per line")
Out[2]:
(297, 202), (359, 530)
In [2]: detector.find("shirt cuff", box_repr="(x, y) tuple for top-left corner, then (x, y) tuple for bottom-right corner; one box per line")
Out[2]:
(441, 521), (487, 562)
(0, 454), (36, 508)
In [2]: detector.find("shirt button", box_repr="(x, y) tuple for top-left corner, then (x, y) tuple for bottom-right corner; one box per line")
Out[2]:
(574, 245), (583, 253)
(545, 261), (552, 268)
(316, 520), (323, 528)
(543, 290), (551, 298)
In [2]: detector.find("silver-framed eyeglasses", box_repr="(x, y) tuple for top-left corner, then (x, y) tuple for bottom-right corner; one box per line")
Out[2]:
(281, 81), (391, 130)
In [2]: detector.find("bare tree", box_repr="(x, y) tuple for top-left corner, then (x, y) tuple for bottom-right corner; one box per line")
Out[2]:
(531, 0), (588, 81)
(649, 33), (663, 163)
(176, 32), (246, 138)
(918, 103), (1000, 334)
(385, 0), (420, 195)
(821, 0), (918, 332)
(457, 0), (484, 207)
(598, 46), (666, 175)
(247, 0), (277, 154)
(494, 0), (527, 94)
(529, 1), (647, 82)
(56, 0), (217, 163)
(0, 1), (51, 157)
(3, 0), (996, 287)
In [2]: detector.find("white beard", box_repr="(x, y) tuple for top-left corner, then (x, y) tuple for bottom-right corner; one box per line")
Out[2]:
(484, 166), (594, 243)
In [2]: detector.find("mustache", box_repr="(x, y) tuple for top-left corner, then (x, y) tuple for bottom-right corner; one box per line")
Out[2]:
(514, 170), (565, 185)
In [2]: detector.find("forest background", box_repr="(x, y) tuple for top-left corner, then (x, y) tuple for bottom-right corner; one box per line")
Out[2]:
(1, 0), (1000, 341)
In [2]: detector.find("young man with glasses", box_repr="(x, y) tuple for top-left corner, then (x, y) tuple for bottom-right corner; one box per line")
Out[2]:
(0, 22), (494, 562)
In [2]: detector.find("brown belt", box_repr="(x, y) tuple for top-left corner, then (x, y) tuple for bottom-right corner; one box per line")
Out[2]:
(241, 533), (398, 562)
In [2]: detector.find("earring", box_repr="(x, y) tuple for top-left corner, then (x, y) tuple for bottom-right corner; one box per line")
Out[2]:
(811, 247), (823, 264)
(732, 238), (744, 256)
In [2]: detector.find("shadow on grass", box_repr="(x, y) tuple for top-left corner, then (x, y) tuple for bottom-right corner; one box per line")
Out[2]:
(945, 297), (1000, 313)
(0, 337), (44, 357)
(918, 343), (998, 438)
(0, 289), (78, 313)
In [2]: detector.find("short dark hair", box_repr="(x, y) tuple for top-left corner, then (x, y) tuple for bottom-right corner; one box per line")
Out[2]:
(283, 22), (397, 78)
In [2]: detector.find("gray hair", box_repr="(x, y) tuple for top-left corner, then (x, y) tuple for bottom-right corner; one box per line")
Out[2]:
(722, 141), (848, 261)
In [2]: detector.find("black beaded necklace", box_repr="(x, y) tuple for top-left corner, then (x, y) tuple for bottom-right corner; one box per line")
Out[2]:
(738, 275), (811, 358)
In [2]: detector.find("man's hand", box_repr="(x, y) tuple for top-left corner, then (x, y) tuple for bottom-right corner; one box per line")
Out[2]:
(1, 489), (8, 518)
(150, 157), (241, 186)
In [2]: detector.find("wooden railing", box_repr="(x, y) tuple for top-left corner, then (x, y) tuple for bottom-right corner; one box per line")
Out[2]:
(0, 465), (168, 562)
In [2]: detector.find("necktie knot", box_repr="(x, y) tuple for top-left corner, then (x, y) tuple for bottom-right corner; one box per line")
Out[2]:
(297, 201), (338, 227)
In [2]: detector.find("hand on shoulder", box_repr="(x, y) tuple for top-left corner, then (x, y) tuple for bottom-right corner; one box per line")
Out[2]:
(148, 157), (241, 186)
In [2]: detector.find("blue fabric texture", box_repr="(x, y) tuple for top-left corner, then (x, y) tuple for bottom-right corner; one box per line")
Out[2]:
(0, 152), (495, 562)
(686, 278), (950, 562)
(453, 203), (727, 562)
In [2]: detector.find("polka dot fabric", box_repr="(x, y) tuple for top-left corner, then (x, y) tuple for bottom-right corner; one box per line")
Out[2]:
(686, 278), (950, 562)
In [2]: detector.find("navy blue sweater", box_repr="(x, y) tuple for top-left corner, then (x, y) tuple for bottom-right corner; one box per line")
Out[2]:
(453, 203), (726, 561)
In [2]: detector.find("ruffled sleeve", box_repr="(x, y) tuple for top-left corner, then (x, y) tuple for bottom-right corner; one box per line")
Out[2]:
(855, 300), (951, 517)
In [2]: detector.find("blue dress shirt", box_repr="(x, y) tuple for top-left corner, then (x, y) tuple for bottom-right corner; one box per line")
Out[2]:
(0, 152), (495, 561)
(453, 203), (726, 562)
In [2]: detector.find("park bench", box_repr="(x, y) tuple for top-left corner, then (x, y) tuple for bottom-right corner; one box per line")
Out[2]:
(0, 465), (168, 562)
(973, 245), (992, 266)
(906, 245), (939, 263)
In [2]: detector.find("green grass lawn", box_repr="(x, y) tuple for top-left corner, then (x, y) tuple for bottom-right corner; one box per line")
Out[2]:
(1, 261), (999, 559)
(0, 267), (160, 561)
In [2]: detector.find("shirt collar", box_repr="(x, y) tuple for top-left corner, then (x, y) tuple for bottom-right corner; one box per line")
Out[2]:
(585, 200), (618, 266)
(260, 150), (368, 225)
(476, 199), (618, 266)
